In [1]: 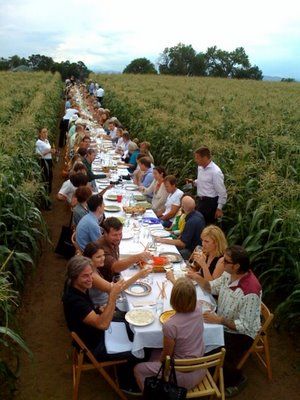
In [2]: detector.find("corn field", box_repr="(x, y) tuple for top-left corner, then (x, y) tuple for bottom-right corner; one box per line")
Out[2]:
(0, 71), (61, 397)
(93, 73), (300, 331)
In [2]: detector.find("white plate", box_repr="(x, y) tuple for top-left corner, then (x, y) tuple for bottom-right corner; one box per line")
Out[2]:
(151, 230), (171, 238)
(125, 309), (155, 326)
(124, 184), (138, 191)
(122, 231), (134, 240)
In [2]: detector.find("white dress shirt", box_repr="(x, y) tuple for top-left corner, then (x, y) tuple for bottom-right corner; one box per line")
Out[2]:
(194, 161), (227, 209)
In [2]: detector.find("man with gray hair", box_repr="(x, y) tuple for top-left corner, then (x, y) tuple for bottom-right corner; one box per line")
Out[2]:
(156, 195), (205, 259)
(82, 148), (106, 182)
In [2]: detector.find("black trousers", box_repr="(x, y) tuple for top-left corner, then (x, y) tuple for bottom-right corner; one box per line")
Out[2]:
(207, 331), (253, 387)
(41, 159), (53, 194)
(196, 196), (218, 225)
(59, 118), (69, 148)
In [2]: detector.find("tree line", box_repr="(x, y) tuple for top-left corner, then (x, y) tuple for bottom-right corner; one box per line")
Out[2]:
(123, 43), (263, 80)
(0, 54), (91, 80)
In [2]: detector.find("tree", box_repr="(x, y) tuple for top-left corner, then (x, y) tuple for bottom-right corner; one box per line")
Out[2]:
(28, 54), (54, 71)
(205, 46), (250, 78)
(281, 78), (296, 82)
(232, 65), (263, 80)
(190, 52), (207, 76)
(158, 43), (196, 76)
(123, 58), (157, 74)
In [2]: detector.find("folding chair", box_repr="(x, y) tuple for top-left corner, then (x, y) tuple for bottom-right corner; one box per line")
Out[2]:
(71, 332), (128, 400)
(71, 232), (82, 256)
(237, 302), (273, 380)
(165, 348), (226, 399)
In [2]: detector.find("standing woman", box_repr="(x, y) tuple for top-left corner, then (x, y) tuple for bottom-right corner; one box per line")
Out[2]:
(36, 127), (55, 197)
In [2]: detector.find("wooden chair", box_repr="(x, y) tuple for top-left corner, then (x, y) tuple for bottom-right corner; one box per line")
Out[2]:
(71, 232), (82, 256)
(165, 348), (226, 399)
(71, 332), (128, 400)
(237, 302), (273, 380)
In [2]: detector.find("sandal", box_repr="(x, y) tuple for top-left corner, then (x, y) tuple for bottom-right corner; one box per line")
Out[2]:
(225, 375), (248, 398)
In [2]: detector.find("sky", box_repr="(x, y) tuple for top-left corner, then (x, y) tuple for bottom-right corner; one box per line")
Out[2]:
(1, 0), (300, 78)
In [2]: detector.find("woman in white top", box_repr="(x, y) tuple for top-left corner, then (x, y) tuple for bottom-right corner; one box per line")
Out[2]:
(140, 166), (168, 214)
(156, 175), (183, 228)
(35, 127), (55, 194)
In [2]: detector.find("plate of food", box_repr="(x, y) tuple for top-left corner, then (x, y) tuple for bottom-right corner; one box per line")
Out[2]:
(104, 205), (121, 212)
(151, 230), (171, 238)
(106, 194), (118, 201)
(134, 194), (146, 201)
(125, 282), (152, 297)
(159, 252), (182, 263)
(159, 310), (176, 324)
(198, 300), (216, 312)
(124, 184), (138, 191)
(125, 309), (155, 326)
(123, 205), (146, 215)
(137, 201), (152, 210)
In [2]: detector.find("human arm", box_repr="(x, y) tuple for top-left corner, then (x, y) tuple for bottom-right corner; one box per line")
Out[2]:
(186, 268), (211, 293)
(193, 253), (224, 281)
(123, 266), (152, 289)
(165, 270), (176, 285)
(83, 280), (124, 330)
(203, 312), (236, 330)
(160, 204), (181, 221)
(111, 251), (152, 273)
(212, 169), (227, 216)
(156, 237), (185, 249)
(160, 335), (175, 362)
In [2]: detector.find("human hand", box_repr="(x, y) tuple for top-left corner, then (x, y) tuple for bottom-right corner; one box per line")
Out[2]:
(139, 265), (153, 278)
(215, 208), (223, 219)
(166, 270), (175, 284)
(139, 251), (152, 262)
(193, 252), (206, 269)
(110, 279), (125, 300)
(186, 268), (199, 281)
(203, 311), (222, 325)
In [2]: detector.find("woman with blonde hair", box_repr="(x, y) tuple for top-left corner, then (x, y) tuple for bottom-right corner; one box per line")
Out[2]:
(192, 225), (227, 280)
(134, 278), (206, 391)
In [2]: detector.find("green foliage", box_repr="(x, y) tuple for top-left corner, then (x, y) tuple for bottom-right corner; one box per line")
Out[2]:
(0, 71), (61, 396)
(123, 58), (157, 74)
(157, 43), (262, 80)
(94, 73), (300, 331)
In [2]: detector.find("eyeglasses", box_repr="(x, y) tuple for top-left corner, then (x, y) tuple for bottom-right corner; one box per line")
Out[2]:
(223, 258), (234, 265)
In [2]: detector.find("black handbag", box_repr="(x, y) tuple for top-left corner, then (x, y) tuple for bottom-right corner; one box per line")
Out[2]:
(55, 214), (75, 259)
(143, 360), (187, 400)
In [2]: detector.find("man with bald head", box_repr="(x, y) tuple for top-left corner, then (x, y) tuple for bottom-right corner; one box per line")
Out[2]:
(156, 196), (205, 259)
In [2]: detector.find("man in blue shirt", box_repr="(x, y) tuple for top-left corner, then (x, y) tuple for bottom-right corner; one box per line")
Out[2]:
(156, 196), (205, 259)
(138, 157), (154, 189)
(76, 194), (104, 251)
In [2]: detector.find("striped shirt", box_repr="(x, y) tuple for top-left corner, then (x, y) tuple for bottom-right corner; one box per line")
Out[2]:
(210, 271), (262, 339)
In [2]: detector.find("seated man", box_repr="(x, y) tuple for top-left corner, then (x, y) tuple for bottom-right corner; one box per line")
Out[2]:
(186, 245), (262, 397)
(156, 196), (205, 259)
(82, 148), (106, 182)
(98, 217), (151, 282)
(57, 172), (89, 204)
(106, 120), (118, 143)
(156, 175), (183, 228)
(76, 194), (104, 251)
(138, 157), (154, 189)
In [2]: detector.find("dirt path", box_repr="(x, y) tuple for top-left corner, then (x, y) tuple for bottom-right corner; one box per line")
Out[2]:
(14, 153), (299, 400)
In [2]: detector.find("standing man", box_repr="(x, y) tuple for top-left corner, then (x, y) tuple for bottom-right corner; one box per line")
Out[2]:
(188, 146), (227, 225)
(96, 84), (105, 105)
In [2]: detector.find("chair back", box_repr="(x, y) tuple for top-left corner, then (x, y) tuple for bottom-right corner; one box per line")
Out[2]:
(260, 302), (274, 334)
(71, 331), (98, 365)
(71, 232), (82, 255)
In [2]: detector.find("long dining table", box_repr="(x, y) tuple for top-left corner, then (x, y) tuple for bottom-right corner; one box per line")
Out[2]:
(90, 157), (224, 358)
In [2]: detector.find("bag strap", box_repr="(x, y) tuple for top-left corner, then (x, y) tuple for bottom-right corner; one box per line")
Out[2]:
(155, 361), (166, 379)
(168, 358), (178, 385)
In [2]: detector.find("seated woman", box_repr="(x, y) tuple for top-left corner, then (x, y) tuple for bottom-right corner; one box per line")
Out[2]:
(72, 186), (92, 227)
(191, 225), (227, 280)
(140, 166), (168, 214)
(83, 242), (152, 310)
(139, 141), (154, 164)
(134, 278), (206, 391)
(156, 175), (183, 228)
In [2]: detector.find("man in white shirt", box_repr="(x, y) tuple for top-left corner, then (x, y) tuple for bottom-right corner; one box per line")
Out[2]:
(188, 146), (227, 224)
(96, 85), (105, 104)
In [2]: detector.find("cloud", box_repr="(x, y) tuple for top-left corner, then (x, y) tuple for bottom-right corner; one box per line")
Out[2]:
(0, 0), (300, 76)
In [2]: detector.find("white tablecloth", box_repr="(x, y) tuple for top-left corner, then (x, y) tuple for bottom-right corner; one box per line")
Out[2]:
(93, 166), (224, 358)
